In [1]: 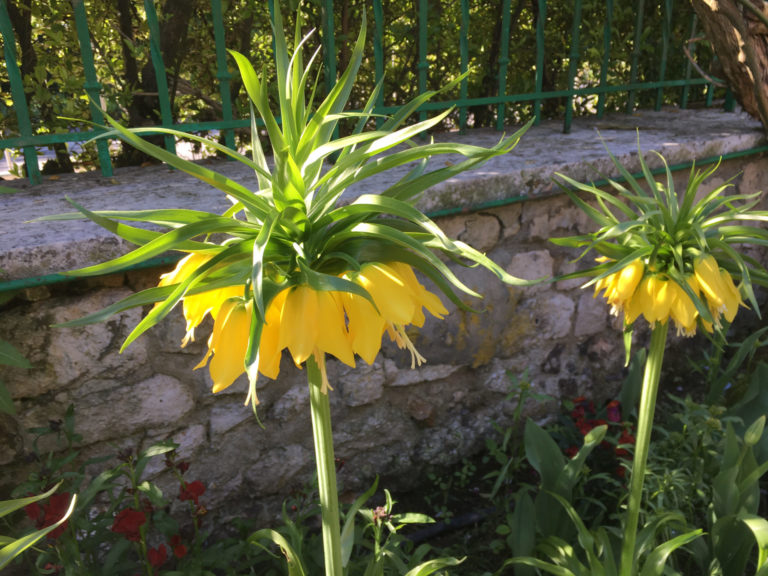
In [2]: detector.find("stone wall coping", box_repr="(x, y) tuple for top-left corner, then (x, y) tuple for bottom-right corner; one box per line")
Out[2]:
(0, 108), (763, 283)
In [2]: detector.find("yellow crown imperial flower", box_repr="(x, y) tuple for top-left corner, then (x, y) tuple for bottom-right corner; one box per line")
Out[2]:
(43, 0), (535, 415)
(187, 262), (447, 395)
(550, 140), (768, 574)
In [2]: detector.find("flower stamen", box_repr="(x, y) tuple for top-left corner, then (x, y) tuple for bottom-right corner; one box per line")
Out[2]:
(390, 324), (426, 369)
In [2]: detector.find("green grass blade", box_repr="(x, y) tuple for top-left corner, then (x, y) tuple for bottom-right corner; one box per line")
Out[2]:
(341, 478), (379, 568)
(639, 529), (703, 576)
(404, 556), (464, 576)
(496, 558), (576, 576)
(249, 529), (307, 576)
(0, 483), (62, 518)
(0, 340), (31, 369)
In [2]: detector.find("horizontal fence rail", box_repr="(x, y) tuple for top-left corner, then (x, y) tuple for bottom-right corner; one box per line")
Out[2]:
(1, 0), (726, 185)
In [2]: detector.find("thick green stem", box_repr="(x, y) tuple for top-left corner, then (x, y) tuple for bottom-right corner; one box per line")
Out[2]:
(307, 356), (343, 576)
(619, 323), (668, 576)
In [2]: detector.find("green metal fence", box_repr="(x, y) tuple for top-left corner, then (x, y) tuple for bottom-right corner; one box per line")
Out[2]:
(1, 0), (724, 186)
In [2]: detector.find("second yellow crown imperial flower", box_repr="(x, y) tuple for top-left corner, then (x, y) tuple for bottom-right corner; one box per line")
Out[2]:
(596, 254), (745, 337)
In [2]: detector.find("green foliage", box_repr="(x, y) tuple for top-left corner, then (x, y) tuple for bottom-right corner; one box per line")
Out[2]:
(728, 361), (768, 461)
(5, 409), (457, 575)
(1, 1), (716, 170)
(0, 336), (29, 415)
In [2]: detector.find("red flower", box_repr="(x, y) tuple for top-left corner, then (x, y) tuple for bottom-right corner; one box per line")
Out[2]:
(606, 400), (622, 423)
(170, 534), (188, 558)
(564, 445), (579, 458)
(24, 492), (72, 539)
(147, 544), (167, 567)
(616, 429), (636, 459)
(575, 419), (593, 436)
(571, 406), (586, 421)
(111, 508), (147, 542)
(179, 480), (205, 505)
(24, 501), (41, 523)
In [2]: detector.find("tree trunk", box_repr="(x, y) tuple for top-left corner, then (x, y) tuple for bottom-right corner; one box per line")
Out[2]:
(690, 0), (768, 136)
(6, 2), (74, 174)
(114, 0), (200, 166)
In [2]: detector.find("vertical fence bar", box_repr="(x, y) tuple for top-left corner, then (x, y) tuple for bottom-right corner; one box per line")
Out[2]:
(418, 0), (428, 124)
(626, 0), (645, 113)
(143, 0), (175, 154)
(495, 0), (511, 131)
(724, 87), (735, 111)
(563, 0), (582, 134)
(459, 0), (469, 133)
(72, 0), (113, 177)
(655, 0), (672, 110)
(322, 0), (336, 95)
(597, 0), (613, 118)
(681, 14), (697, 109)
(0, 0), (41, 184)
(373, 0), (384, 127)
(533, 0), (546, 125)
(211, 0), (235, 150)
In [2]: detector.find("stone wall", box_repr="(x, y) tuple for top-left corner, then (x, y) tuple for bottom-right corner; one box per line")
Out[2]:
(2, 109), (767, 526)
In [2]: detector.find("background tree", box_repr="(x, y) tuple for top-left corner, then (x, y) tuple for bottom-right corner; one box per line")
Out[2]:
(690, 0), (768, 137)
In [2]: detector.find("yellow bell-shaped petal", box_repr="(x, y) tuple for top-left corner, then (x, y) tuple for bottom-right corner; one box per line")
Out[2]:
(208, 298), (252, 393)
(182, 285), (243, 344)
(343, 292), (386, 365)
(280, 285), (319, 366)
(158, 253), (211, 287)
(258, 289), (288, 380)
(719, 270), (742, 323)
(645, 275), (674, 325)
(611, 259), (644, 306)
(669, 280), (698, 336)
(625, 276), (652, 325)
(316, 291), (355, 368)
(356, 263), (416, 326)
(388, 262), (448, 326)
(694, 254), (727, 311)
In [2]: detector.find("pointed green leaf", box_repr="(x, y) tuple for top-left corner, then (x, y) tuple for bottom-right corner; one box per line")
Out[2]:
(341, 477), (379, 567)
(0, 340), (30, 369)
(639, 529), (702, 576)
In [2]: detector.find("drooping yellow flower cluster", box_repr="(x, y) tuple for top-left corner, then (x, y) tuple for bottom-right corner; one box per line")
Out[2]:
(594, 254), (743, 336)
(159, 255), (448, 395)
